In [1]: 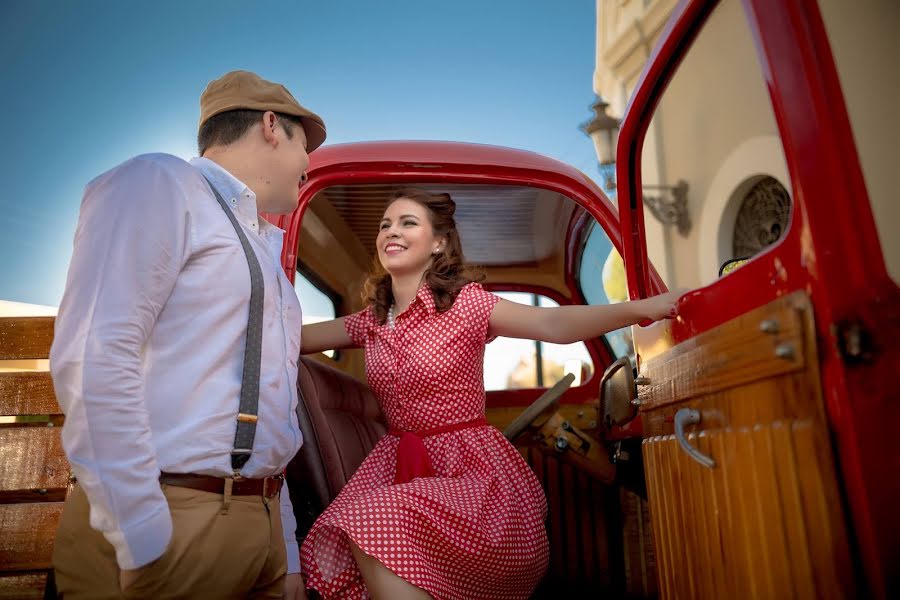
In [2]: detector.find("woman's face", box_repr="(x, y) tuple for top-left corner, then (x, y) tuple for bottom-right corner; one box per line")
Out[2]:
(377, 198), (443, 276)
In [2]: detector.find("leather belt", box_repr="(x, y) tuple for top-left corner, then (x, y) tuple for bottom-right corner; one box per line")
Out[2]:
(159, 472), (283, 498)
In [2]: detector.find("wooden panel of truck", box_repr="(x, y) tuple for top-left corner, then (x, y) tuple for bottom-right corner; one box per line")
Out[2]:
(639, 292), (855, 598)
(0, 317), (68, 599)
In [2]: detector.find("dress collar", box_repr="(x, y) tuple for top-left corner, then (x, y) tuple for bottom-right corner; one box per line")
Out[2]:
(413, 284), (437, 317)
(388, 284), (437, 325)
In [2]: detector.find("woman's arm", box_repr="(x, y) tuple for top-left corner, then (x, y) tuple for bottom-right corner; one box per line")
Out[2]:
(301, 317), (357, 354)
(488, 289), (684, 344)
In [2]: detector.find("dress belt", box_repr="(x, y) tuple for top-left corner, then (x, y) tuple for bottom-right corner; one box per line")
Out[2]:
(159, 472), (283, 498)
(388, 417), (488, 485)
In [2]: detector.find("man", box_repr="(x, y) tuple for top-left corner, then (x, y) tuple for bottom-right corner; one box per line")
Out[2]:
(50, 70), (322, 599)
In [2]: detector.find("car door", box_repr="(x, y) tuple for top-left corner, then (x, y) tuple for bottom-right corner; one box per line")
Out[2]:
(615, 0), (900, 598)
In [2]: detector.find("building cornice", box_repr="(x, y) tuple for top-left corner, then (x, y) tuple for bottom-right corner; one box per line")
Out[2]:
(595, 0), (679, 101)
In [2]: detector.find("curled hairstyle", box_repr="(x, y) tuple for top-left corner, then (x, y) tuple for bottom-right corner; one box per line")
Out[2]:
(364, 188), (484, 324)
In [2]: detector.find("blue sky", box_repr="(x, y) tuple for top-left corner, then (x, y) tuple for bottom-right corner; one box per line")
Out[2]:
(1, 0), (602, 307)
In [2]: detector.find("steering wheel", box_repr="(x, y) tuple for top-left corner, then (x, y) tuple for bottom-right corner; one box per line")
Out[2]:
(502, 373), (576, 441)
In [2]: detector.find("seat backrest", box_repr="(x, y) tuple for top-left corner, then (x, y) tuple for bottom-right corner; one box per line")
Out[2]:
(286, 356), (385, 539)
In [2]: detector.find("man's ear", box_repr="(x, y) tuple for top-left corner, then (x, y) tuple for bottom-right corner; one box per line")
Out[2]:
(261, 111), (279, 146)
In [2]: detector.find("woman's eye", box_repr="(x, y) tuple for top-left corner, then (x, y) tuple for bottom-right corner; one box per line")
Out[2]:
(379, 223), (389, 230)
(403, 220), (416, 227)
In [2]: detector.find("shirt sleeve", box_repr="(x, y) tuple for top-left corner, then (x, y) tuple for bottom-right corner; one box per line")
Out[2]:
(463, 283), (501, 343)
(343, 307), (375, 347)
(49, 156), (193, 570)
(279, 476), (301, 574)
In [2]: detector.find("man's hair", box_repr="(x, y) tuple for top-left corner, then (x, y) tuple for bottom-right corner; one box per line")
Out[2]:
(197, 109), (303, 155)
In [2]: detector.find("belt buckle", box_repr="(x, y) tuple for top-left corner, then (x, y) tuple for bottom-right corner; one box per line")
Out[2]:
(263, 474), (283, 498)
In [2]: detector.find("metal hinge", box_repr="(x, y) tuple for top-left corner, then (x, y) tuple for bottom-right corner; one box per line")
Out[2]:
(833, 320), (875, 364)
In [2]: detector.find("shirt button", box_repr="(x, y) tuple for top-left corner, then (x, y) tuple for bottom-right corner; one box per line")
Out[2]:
(230, 198), (237, 205)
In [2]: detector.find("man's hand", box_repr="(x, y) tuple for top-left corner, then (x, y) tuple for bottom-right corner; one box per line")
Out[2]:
(119, 567), (142, 592)
(283, 573), (308, 600)
(119, 549), (168, 593)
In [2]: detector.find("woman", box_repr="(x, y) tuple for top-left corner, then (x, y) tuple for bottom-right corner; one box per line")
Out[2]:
(298, 188), (682, 599)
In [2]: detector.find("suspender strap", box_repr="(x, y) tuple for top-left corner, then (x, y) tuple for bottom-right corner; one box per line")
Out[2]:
(203, 177), (265, 476)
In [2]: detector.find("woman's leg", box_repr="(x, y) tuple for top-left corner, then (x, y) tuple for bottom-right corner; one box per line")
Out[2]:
(348, 540), (433, 600)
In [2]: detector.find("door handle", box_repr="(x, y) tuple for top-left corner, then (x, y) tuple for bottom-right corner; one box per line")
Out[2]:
(674, 408), (715, 468)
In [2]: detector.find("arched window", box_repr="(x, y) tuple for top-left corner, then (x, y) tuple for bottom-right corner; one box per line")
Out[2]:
(731, 176), (792, 258)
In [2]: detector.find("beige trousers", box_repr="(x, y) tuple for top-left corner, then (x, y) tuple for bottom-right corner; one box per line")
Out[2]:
(52, 483), (287, 599)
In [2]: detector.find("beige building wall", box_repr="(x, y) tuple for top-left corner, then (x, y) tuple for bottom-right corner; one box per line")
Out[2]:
(594, 0), (899, 288)
(817, 0), (900, 284)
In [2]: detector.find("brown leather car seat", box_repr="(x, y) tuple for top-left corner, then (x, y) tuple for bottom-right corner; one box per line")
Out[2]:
(286, 356), (386, 541)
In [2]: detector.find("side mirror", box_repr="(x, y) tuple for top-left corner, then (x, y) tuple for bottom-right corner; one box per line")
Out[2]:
(718, 256), (751, 277)
(600, 356), (637, 429)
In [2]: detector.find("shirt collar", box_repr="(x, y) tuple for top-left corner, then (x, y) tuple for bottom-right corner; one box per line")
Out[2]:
(190, 157), (274, 234)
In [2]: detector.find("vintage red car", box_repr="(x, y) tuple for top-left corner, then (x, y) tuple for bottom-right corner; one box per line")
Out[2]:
(1, 0), (896, 598)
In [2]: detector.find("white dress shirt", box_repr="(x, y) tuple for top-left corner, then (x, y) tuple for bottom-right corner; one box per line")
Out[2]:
(51, 154), (304, 571)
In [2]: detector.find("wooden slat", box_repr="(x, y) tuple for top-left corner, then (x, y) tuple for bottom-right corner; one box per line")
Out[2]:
(672, 431), (697, 598)
(0, 503), (63, 571)
(560, 463), (580, 583)
(0, 317), (54, 360)
(525, 447), (620, 593)
(0, 428), (70, 499)
(0, 372), (60, 416)
(620, 489), (637, 593)
(686, 431), (717, 598)
(0, 572), (48, 600)
(740, 426), (777, 599)
(771, 421), (816, 599)
(577, 474), (597, 586)
(698, 433), (728, 597)
(792, 421), (855, 599)
(590, 480), (612, 588)
(544, 455), (564, 580)
(643, 420), (854, 600)
(0, 319), (62, 600)
(637, 292), (808, 410)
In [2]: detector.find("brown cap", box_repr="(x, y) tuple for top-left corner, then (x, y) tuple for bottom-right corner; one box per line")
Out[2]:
(199, 70), (327, 152)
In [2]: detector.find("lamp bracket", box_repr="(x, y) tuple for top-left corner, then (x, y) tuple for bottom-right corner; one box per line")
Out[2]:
(642, 180), (691, 236)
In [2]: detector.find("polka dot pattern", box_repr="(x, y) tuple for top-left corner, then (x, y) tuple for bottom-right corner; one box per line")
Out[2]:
(300, 283), (549, 599)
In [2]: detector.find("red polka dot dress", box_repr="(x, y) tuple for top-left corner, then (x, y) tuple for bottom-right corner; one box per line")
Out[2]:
(300, 283), (549, 599)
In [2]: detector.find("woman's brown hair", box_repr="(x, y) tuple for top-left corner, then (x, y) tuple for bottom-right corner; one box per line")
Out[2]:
(364, 188), (483, 324)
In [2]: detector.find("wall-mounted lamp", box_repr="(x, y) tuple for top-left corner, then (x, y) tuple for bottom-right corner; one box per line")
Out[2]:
(581, 95), (691, 236)
(582, 97), (619, 166)
(581, 96), (619, 192)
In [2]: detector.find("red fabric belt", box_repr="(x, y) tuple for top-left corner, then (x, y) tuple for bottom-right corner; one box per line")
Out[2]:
(388, 417), (488, 485)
